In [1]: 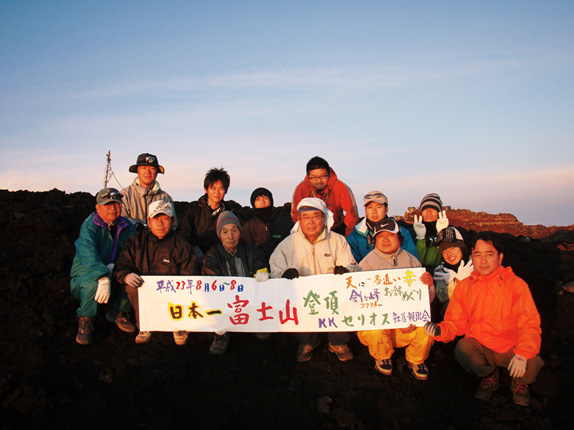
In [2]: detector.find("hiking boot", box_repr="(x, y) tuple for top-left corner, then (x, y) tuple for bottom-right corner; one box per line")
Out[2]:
(510, 379), (531, 406)
(409, 362), (429, 381)
(255, 333), (271, 340)
(474, 368), (500, 401)
(173, 331), (189, 346)
(375, 359), (393, 376)
(106, 309), (136, 333)
(209, 333), (229, 355)
(135, 331), (152, 344)
(296, 338), (321, 362)
(76, 316), (94, 345)
(328, 343), (354, 361)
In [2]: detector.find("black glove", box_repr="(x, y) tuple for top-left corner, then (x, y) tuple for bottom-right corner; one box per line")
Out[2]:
(282, 268), (300, 279)
(424, 321), (441, 337)
(333, 265), (349, 275)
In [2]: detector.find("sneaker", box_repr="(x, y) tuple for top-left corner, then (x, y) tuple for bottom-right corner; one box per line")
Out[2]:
(375, 359), (393, 376)
(135, 331), (152, 344)
(173, 331), (189, 346)
(328, 343), (354, 361)
(474, 368), (500, 401)
(209, 333), (229, 355)
(106, 310), (136, 333)
(76, 316), (94, 345)
(510, 379), (531, 407)
(409, 362), (429, 381)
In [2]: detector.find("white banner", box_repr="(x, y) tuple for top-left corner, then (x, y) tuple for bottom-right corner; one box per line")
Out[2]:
(138, 268), (431, 332)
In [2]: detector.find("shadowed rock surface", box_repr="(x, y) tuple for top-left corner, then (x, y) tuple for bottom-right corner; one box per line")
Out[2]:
(1, 189), (573, 429)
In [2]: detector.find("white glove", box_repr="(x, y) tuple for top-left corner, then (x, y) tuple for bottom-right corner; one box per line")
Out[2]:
(255, 271), (269, 282)
(456, 260), (474, 281)
(125, 273), (144, 288)
(94, 277), (111, 304)
(106, 263), (115, 274)
(436, 210), (449, 233)
(508, 354), (527, 378)
(434, 268), (456, 284)
(413, 215), (426, 240)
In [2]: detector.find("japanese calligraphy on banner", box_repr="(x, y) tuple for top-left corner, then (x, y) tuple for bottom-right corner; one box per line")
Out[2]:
(138, 268), (431, 332)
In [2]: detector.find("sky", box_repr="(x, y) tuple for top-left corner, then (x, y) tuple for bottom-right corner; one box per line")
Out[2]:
(1, 1), (573, 226)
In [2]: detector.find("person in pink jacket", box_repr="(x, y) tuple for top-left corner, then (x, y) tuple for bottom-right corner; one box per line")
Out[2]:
(291, 156), (359, 236)
(425, 232), (544, 406)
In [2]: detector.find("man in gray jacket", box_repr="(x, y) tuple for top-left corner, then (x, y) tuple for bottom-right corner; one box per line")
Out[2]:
(121, 153), (177, 230)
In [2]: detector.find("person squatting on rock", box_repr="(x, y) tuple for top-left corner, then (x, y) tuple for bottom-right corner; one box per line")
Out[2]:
(425, 232), (544, 406)
(70, 188), (137, 345)
(114, 200), (197, 345)
(201, 211), (270, 355)
(291, 156), (359, 237)
(356, 218), (435, 381)
(346, 190), (418, 262)
(120, 153), (177, 230)
(270, 197), (358, 362)
(433, 226), (473, 316)
(179, 167), (243, 263)
(411, 193), (449, 270)
(241, 187), (293, 266)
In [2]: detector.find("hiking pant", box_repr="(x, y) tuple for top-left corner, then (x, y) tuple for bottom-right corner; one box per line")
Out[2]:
(455, 337), (544, 384)
(71, 277), (131, 319)
(358, 327), (433, 365)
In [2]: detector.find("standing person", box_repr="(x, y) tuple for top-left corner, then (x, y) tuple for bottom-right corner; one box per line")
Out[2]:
(291, 156), (359, 236)
(425, 232), (544, 406)
(357, 218), (435, 380)
(70, 188), (137, 345)
(121, 153), (177, 230)
(347, 191), (418, 262)
(411, 193), (449, 269)
(114, 201), (197, 345)
(201, 211), (269, 355)
(270, 198), (357, 362)
(241, 187), (293, 264)
(179, 167), (243, 261)
(433, 226), (473, 315)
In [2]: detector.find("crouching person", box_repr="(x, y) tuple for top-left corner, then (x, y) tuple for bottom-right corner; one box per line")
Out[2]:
(201, 211), (269, 355)
(425, 232), (544, 406)
(70, 188), (137, 345)
(270, 198), (357, 363)
(114, 201), (197, 345)
(357, 218), (435, 380)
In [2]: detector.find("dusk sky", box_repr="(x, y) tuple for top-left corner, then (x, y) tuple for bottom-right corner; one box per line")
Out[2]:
(1, 1), (573, 226)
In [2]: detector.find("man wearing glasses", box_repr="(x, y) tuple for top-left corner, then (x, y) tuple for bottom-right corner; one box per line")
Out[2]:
(291, 156), (359, 236)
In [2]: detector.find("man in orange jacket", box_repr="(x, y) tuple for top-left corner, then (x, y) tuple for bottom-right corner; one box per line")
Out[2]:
(425, 232), (543, 407)
(291, 156), (359, 236)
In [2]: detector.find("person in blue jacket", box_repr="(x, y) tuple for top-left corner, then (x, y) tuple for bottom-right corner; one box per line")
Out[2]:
(70, 188), (137, 345)
(346, 191), (418, 262)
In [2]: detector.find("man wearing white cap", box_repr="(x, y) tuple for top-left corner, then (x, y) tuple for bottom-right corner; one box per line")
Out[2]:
(114, 200), (197, 345)
(270, 197), (357, 362)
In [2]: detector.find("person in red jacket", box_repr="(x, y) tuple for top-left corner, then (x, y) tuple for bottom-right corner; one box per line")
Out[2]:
(425, 232), (544, 406)
(291, 156), (359, 236)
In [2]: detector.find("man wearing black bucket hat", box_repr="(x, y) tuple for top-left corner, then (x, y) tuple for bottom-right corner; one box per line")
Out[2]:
(121, 153), (177, 230)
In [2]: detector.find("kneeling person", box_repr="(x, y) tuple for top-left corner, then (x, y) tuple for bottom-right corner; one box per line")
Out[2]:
(358, 218), (435, 380)
(114, 200), (198, 345)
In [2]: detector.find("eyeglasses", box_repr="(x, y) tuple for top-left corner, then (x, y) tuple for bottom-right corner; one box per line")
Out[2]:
(364, 192), (385, 200)
(308, 174), (329, 181)
(300, 213), (324, 222)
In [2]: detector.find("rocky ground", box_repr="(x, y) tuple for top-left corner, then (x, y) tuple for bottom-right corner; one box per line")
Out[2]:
(1, 189), (573, 429)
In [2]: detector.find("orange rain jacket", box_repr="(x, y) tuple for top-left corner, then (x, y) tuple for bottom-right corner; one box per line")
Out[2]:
(291, 167), (359, 236)
(435, 265), (541, 359)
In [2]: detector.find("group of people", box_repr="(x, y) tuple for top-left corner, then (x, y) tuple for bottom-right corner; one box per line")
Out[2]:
(70, 153), (543, 407)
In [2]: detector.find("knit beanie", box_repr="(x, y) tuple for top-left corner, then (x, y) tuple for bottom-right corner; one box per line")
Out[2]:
(250, 187), (274, 208)
(216, 211), (242, 237)
(419, 193), (443, 213)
